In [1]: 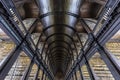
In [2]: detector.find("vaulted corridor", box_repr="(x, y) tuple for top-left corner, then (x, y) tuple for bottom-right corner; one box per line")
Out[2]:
(0, 0), (120, 80)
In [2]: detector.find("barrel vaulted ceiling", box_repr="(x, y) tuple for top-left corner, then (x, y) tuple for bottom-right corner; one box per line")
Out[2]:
(0, 0), (120, 80)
